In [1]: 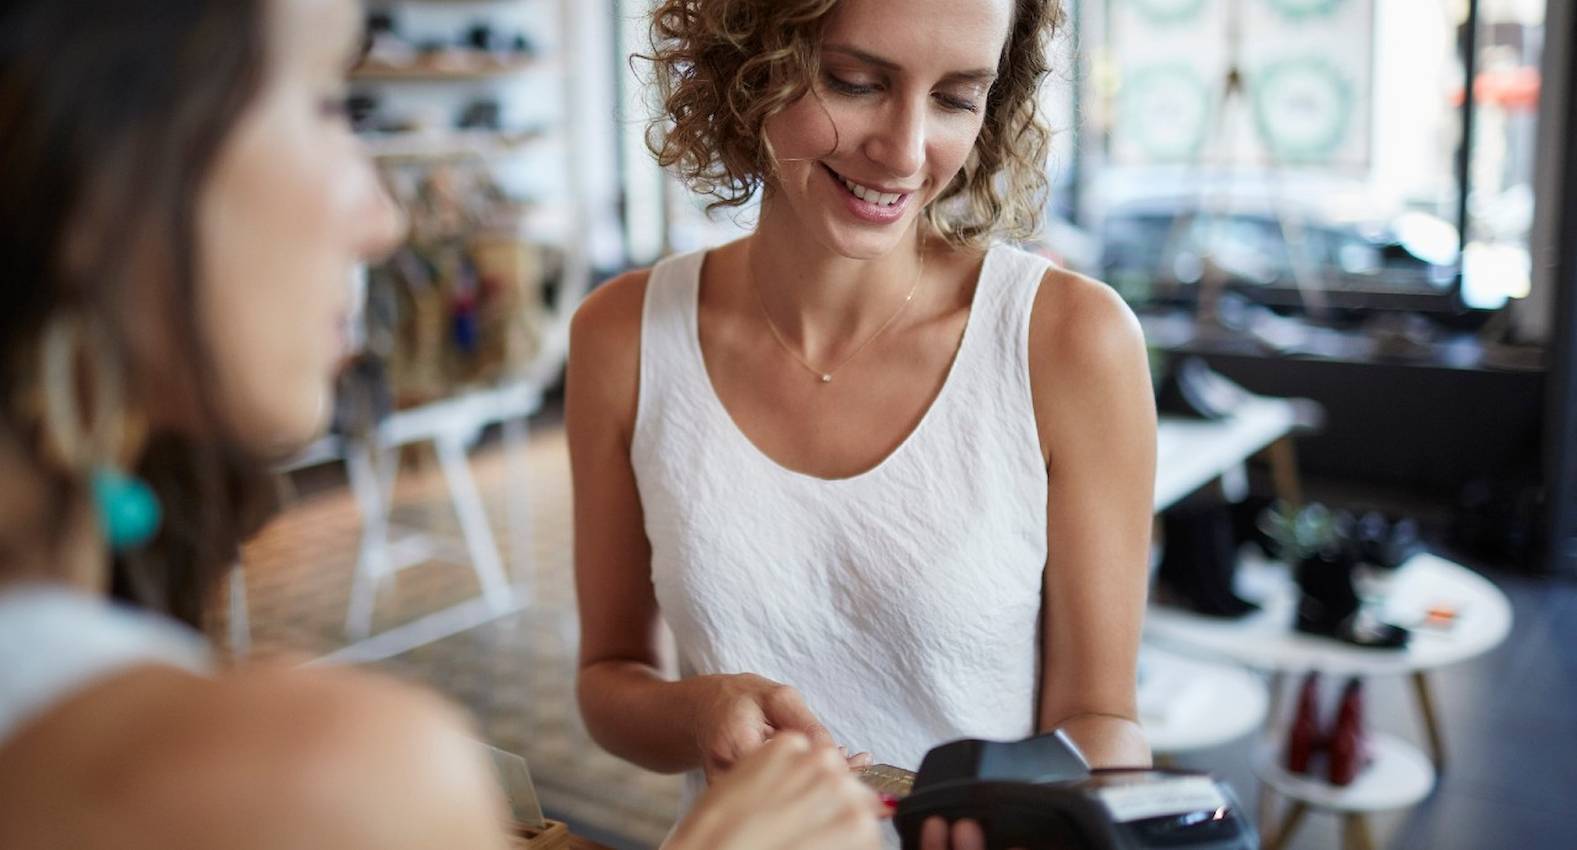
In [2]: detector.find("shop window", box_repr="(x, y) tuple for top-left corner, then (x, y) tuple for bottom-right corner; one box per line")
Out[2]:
(1053, 0), (1543, 317)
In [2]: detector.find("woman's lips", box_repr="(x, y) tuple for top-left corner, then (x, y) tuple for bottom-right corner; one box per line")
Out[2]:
(823, 163), (913, 225)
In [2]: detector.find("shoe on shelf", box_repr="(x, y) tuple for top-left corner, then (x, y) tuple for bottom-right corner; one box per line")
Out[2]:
(1157, 503), (1260, 619)
(1285, 671), (1322, 775)
(1327, 677), (1371, 786)
(1156, 356), (1249, 421)
(1354, 510), (1426, 570)
(1294, 548), (1410, 650)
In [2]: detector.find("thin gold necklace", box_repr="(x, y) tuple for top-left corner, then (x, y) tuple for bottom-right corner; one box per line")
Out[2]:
(751, 244), (927, 385)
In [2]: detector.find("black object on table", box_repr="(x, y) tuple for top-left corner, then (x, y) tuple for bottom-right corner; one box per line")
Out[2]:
(894, 731), (1257, 850)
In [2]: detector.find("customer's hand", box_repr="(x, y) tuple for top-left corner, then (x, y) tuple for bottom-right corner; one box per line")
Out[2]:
(920, 817), (1028, 850)
(667, 733), (885, 850)
(690, 673), (863, 780)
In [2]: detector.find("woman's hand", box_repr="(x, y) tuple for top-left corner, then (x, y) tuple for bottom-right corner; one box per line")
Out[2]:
(690, 674), (867, 780)
(921, 819), (980, 850)
(667, 733), (885, 850)
(920, 818), (1027, 850)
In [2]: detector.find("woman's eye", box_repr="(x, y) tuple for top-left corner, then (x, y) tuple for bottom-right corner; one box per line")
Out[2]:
(935, 93), (980, 113)
(825, 74), (878, 96)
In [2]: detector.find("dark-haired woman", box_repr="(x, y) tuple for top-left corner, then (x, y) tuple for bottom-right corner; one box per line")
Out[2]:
(0, 1), (880, 848)
(570, 0), (1156, 844)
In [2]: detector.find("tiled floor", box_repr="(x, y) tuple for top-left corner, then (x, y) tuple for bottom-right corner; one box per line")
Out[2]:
(218, 420), (681, 847)
(216, 419), (1577, 850)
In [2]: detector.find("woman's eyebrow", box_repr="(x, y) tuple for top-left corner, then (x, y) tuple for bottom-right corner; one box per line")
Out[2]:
(823, 43), (997, 82)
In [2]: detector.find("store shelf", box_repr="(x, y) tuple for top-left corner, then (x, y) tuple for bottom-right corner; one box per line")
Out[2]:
(367, 0), (534, 4)
(1253, 733), (1435, 812)
(352, 0), (592, 393)
(365, 129), (548, 163)
(351, 55), (539, 81)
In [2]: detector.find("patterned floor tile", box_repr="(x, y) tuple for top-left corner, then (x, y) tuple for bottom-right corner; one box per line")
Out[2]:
(211, 423), (680, 847)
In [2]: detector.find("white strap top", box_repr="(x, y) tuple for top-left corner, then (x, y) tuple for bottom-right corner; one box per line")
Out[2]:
(630, 244), (1053, 835)
(0, 584), (209, 748)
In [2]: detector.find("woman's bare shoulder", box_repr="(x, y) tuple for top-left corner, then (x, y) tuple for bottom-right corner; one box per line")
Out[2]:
(1026, 266), (1153, 455)
(572, 268), (652, 347)
(1030, 265), (1145, 366)
(0, 663), (507, 850)
(567, 268), (653, 432)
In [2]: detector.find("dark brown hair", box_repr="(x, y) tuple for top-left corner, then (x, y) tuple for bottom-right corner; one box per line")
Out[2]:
(645, 0), (1063, 247)
(0, 0), (277, 626)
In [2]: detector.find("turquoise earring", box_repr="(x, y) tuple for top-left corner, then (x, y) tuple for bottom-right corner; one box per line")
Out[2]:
(92, 467), (161, 552)
(40, 316), (159, 552)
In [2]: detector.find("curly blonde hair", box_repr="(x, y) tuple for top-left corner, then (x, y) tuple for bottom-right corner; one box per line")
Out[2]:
(644, 0), (1063, 248)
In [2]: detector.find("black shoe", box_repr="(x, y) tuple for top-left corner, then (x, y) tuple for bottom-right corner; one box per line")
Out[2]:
(1297, 598), (1411, 649)
(1157, 356), (1249, 420)
(1158, 504), (1260, 619)
(1231, 495), (1279, 558)
(1354, 511), (1424, 570)
(1294, 551), (1409, 650)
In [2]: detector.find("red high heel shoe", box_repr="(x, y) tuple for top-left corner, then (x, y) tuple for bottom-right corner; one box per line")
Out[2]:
(1327, 677), (1370, 786)
(1285, 671), (1322, 774)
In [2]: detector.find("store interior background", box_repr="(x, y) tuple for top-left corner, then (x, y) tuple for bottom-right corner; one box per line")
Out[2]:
(222, 1), (1577, 848)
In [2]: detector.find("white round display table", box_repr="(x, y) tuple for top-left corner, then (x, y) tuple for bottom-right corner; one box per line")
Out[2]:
(1138, 646), (1269, 756)
(1145, 552), (1512, 770)
(1253, 733), (1435, 850)
(1147, 553), (1511, 676)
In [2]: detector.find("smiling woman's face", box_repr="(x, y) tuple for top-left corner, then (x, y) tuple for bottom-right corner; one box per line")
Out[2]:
(760, 0), (1014, 259)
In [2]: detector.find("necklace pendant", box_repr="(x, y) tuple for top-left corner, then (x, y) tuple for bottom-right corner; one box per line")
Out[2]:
(820, 374), (833, 384)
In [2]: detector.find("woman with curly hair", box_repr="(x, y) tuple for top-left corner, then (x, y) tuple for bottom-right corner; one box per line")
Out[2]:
(569, 0), (1156, 844)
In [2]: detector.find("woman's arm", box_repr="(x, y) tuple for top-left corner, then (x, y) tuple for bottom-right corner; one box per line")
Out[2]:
(1028, 269), (1156, 769)
(567, 269), (698, 772)
(567, 272), (837, 778)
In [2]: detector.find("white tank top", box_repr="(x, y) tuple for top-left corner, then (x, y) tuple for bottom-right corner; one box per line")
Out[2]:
(631, 244), (1053, 833)
(0, 584), (208, 748)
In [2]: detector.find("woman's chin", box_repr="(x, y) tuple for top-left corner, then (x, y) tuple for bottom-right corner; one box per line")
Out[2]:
(238, 387), (334, 462)
(816, 220), (918, 262)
